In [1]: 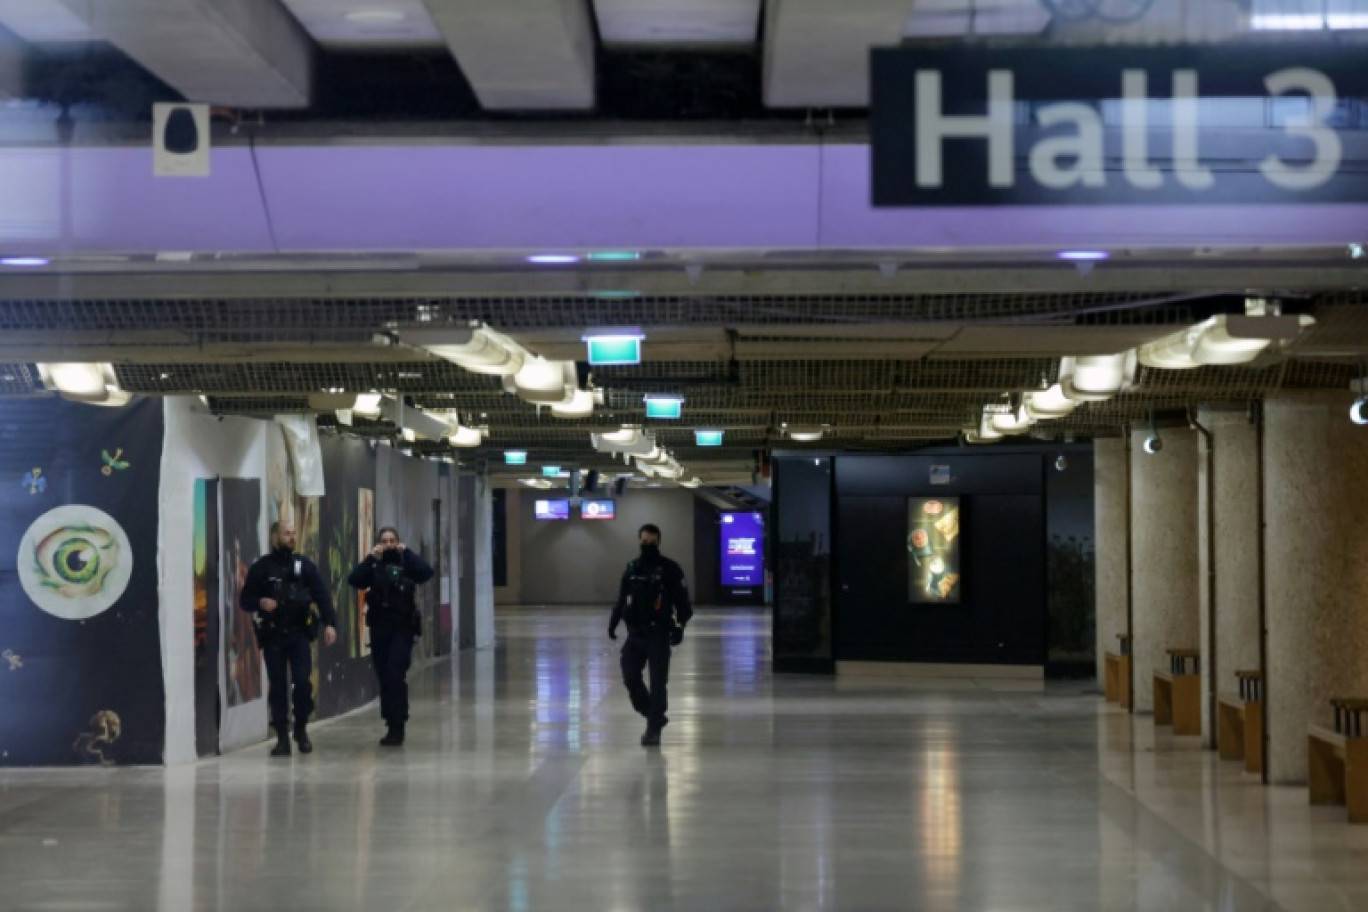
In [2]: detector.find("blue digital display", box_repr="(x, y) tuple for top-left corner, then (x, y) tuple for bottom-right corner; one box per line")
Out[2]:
(580, 499), (616, 520)
(534, 499), (570, 521)
(720, 512), (764, 587)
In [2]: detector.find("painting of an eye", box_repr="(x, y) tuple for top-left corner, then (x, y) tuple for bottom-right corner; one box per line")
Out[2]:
(18, 506), (132, 620)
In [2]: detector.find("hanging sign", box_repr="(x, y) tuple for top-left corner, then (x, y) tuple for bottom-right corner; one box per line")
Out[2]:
(871, 45), (1368, 206)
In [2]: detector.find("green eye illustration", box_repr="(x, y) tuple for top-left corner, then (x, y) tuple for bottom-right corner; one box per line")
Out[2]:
(38, 526), (115, 593)
(18, 506), (133, 621)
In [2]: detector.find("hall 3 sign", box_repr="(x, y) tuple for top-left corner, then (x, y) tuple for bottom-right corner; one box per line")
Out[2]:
(871, 46), (1367, 206)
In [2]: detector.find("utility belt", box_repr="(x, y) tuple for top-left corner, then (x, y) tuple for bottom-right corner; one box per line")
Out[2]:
(255, 600), (318, 646)
(366, 599), (423, 637)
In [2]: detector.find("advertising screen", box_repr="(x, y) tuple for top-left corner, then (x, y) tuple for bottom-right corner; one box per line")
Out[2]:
(580, 499), (616, 520)
(534, 499), (570, 521)
(908, 497), (960, 603)
(720, 512), (764, 587)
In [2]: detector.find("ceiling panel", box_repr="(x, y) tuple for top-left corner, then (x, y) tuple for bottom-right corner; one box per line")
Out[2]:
(278, 0), (443, 47)
(0, 0), (93, 42)
(593, 0), (761, 46)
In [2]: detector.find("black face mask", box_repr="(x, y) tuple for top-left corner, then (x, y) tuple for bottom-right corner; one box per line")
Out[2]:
(380, 548), (401, 563)
(640, 543), (660, 559)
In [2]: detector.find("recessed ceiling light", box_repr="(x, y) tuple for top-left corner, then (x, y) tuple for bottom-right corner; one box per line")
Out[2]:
(528, 254), (580, 265)
(344, 9), (406, 23)
(1, 257), (49, 267)
(1056, 250), (1110, 262)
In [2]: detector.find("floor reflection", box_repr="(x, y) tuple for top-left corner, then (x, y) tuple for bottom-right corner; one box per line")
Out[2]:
(0, 607), (1364, 911)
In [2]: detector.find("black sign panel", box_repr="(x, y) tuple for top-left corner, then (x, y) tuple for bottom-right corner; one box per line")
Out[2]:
(871, 45), (1368, 206)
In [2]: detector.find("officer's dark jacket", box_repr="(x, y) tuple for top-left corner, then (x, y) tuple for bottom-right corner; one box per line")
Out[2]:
(347, 549), (434, 622)
(239, 550), (337, 627)
(609, 552), (692, 634)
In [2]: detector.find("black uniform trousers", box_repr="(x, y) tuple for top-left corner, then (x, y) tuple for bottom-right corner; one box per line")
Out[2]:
(370, 624), (416, 725)
(263, 630), (314, 728)
(620, 628), (672, 726)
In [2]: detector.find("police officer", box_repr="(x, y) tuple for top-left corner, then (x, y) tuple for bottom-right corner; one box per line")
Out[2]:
(348, 526), (434, 746)
(239, 520), (336, 757)
(608, 523), (692, 746)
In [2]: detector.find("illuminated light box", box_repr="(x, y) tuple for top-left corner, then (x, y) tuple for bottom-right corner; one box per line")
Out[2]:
(542, 465), (561, 476)
(585, 334), (643, 366)
(695, 429), (724, 447)
(505, 450), (528, 465)
(644, 396), (683, 419)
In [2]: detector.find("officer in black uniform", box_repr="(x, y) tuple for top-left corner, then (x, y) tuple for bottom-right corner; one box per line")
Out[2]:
(608, 523), (692, 746)
(348, 526), (434, 746)
(239, 520), (337, 757)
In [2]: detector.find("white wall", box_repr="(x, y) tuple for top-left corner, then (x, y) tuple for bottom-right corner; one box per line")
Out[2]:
(158, 398), (268, 765)
(518, 490), (696, 605)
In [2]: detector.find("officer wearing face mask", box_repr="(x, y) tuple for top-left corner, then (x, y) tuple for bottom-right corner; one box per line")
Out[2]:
(240, 520), (337, 757)
(348, 526), (434, 747)
(608, 523), (692, 746)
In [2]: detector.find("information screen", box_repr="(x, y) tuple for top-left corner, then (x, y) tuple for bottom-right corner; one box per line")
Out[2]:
(720, 512), (764, 587)
(580, 499), (616, 520)
(534, 499), (570, 521)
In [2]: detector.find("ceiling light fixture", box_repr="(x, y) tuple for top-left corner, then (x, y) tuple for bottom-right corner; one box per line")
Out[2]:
(1, 256), (50, 267)
(447, 425), (483, 448)
(1058, 353), (1137, 402)
(527, 254), (580, 265)
(511, 356), (576, 404)
(785, 423), (825, 443)
(38, 362), (131, 407)
(353, 393), (383, 419)
(550, 388), (596, 419)
(401, 324), (526, 377)
(1056, 250), (1110, 262)
(1024, 384), (1079, 420)
(344, 9), (406, 23)
(1138, 312), (1316, 370)
(505, 450), (528, 465)
(587, 251), (641, 262)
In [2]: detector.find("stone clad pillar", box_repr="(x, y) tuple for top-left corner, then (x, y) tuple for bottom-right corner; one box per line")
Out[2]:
(1130, 427), (1200, 714)
(1094, 438), (1130, 687)
(1264, 393), (1368, 783)
(1198, 409), (1261, 749)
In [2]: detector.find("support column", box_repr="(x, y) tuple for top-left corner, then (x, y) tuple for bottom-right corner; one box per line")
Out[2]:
(1130, 427), (1199, 714)
(1264, 393), (1368, 783)
(1094, 438), (1129, 688)
(1200, 408), (1261, 749)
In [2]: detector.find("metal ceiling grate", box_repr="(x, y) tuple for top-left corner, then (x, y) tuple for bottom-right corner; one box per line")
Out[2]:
(0, 290), (1199, 334)
(0, 364), (39, 396)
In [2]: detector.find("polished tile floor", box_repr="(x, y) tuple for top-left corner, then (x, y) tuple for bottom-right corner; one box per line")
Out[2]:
(3, 607), (1367, 911)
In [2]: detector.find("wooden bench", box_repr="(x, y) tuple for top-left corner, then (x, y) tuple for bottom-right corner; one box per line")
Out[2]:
(1153, 648), (1201, 736)
(1104, 634), (1132, 708)
(1308, 698), (1368, 824)
(1218, 671), (1264, 773)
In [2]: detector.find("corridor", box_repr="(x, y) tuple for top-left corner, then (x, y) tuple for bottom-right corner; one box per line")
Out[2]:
(1, 607), (1364, 911)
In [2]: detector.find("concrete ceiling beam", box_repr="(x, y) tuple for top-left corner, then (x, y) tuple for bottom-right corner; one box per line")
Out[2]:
(422, 0), (595, 110)
(763, 0), (911, 108)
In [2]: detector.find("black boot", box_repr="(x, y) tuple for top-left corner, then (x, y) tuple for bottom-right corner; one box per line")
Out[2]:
(640, 724), (661, 747)
(380, 722), (405, 747)
(293, 721), (312, 754)
(270, 724), (291, 757)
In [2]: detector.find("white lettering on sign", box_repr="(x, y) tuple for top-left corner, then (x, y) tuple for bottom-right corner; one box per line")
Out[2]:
(916, 70), (1015, 188)
(1260, 67), (1341, 190)
(911, 66), (1343, 193)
